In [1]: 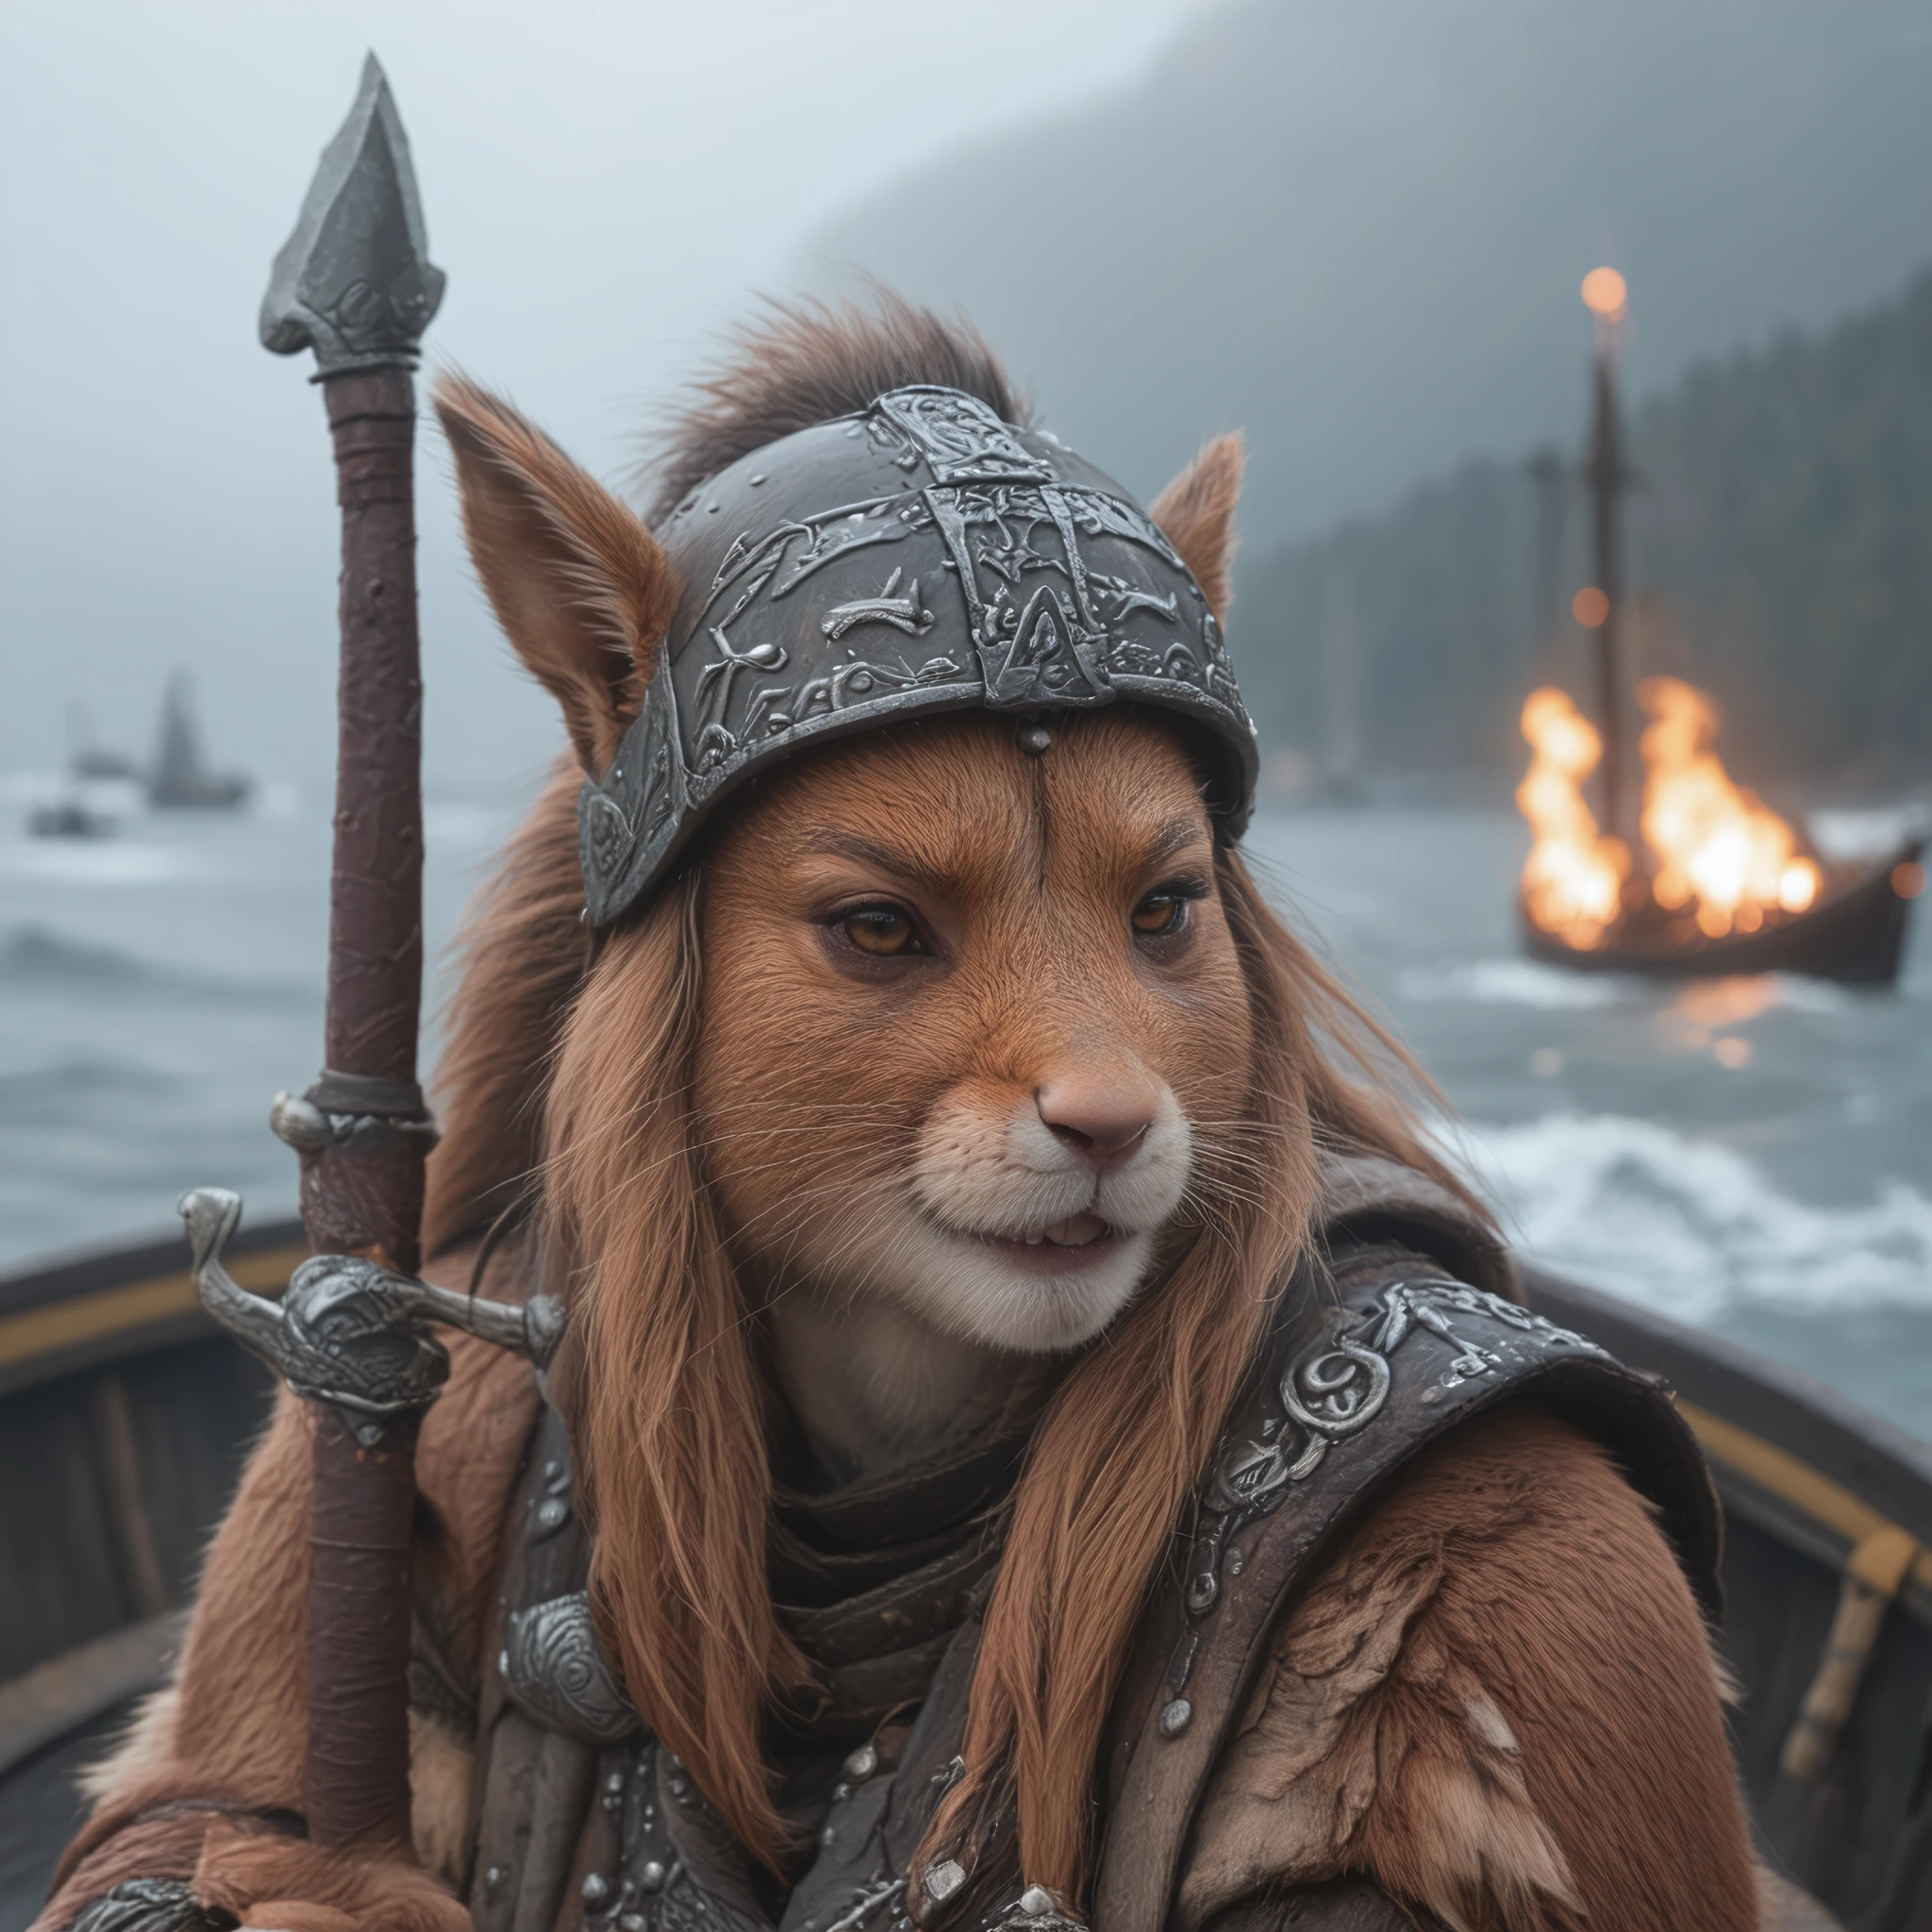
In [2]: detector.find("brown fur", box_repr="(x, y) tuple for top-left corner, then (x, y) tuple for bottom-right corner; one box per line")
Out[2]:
(1149, 434), (1244, 623)
(542, 861), (816, 1863)
(421, 759), (589, 1255)
(1182, 1408), (1757, 1932)
(46, 303), (1755, 1932)
(191, 1814), (466, 1932)
(40, 1243), (541, 1932)
(434, 377), (681, 776)
(639, 291), (1027, 526)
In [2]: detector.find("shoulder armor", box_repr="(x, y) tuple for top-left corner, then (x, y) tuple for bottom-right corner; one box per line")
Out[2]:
(1313, 1150), (1513, 1300)
(1094, 1266), (1722, 1932)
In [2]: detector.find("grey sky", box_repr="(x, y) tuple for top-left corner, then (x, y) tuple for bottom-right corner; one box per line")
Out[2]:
(0, 0), (1207, 793)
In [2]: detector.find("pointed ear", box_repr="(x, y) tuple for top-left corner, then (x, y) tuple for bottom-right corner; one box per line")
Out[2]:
(434, 375), (681, 775)
(1150, 433), (1244, 624)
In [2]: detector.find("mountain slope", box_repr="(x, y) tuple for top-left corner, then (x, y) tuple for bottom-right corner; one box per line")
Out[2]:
(1235, 267), (1932, 790)
(808, 0), (1932, 549)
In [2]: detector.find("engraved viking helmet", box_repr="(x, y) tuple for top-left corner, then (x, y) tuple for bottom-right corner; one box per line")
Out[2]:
(580, 385), (1259, 927)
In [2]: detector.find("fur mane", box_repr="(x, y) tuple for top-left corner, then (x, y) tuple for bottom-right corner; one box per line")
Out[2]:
(420, 302), (1488, 1907)
(640, 291), (1029, 527)
(422, 760), (586, 1256)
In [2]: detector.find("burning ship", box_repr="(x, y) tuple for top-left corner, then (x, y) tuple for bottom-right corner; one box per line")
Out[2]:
(1516, 269), (1924, 985)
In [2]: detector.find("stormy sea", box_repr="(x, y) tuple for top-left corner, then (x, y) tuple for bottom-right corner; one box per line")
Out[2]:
(2, 787), (1926, 1440)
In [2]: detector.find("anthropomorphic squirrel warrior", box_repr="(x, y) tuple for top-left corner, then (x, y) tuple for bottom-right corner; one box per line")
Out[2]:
(41, 300), (1761, 1932)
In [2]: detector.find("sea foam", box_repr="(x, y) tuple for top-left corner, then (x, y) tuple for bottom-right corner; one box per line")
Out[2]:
(1399, 958), (1852, 1017)
(0, 840), (203, 887)
(1399, 958), (1624, 1009)
(1447, 1111), (1932, 1321)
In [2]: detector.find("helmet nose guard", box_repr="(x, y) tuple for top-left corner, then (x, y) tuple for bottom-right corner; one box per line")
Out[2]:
(578, 385), (1258, 926)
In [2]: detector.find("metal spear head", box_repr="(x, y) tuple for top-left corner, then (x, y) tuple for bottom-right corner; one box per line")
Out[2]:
(260, 52), (445, 374)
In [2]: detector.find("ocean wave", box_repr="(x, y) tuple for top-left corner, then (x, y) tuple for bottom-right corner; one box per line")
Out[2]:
(0, 1053), (182, 1127)
(0, 925), (311, 1005)
(1399, 958), (1851, 1017)
(0, 839), (205, 886)
(1399, 959), (1624, 1009)
(1448, 1112), (1932, 1319)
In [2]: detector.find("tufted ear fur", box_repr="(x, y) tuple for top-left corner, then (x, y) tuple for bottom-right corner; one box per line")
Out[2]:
(1150, 433), (1244, 625)
(434, 375), (682, 775)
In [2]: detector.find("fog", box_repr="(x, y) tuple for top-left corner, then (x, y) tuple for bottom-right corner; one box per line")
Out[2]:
(0, 0), (1207, 794)
(5, 1), (1928, 803)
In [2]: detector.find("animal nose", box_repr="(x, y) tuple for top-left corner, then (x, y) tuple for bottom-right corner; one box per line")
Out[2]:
(1036, 1076), (1157, 1173)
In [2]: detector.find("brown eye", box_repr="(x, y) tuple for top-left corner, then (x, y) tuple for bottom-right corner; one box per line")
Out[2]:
(841, 904), (922, 956)
(1132, 891), (1190, 938)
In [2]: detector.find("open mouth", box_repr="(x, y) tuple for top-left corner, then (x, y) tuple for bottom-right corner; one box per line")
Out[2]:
(969, 1211), (1132, 1276)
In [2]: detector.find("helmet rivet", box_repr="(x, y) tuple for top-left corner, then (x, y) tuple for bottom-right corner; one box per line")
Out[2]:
(1017, 724), (1052, 757)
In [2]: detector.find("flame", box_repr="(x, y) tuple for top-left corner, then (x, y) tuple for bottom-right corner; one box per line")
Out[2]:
(1515, 675), (1822, 948)
(1638, 676), (1819, 937)
(1581, 266), (1628, 317)
(1516, 688), (1629, 946)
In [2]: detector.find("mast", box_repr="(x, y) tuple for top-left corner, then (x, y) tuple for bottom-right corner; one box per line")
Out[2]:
(1579, 266), (1634, 849)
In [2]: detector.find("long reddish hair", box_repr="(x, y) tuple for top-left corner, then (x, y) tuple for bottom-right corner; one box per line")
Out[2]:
(425, 780), (1473, 1902)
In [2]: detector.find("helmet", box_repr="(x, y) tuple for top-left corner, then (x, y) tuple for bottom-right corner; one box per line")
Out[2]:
(579, 384), (1257, 926)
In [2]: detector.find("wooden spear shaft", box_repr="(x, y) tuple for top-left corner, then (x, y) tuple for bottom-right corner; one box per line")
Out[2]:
(298, 364), (429, 1852)
(256, 53), (445, 1856)
(308, 366), (428, 1271)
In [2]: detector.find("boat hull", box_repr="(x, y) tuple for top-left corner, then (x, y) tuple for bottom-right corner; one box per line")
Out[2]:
(1523, 838), (1923, 984)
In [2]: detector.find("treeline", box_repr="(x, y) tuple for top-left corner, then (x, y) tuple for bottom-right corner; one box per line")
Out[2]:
(1233, 266), (1932, 795)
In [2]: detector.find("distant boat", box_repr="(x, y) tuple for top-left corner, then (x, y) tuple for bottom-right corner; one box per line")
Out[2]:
(1514, 272), (1922, 987)
(146, 674), (250, 811)
(22, 708), (136, 838)
(66, 703), (140, 784)
(25, 800), (113, 841)
(1524, 837), (1925, 986)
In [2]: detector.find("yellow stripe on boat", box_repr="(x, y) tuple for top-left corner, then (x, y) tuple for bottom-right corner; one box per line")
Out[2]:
(1680, 1400), (1932, 1592)
(0, 1243), (308, 1373)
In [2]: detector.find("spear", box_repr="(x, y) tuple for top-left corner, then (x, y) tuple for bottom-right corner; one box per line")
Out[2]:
(178, 54), (557, 1861)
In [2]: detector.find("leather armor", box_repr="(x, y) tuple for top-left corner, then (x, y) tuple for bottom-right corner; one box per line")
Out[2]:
(462, 1158), (1720, 1932)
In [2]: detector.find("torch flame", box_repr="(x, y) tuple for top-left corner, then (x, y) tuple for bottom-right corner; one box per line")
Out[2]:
(1580, 266), (1628, 318)
(1516, 689), (1629, 947)
(1638, 675), (1819, 937)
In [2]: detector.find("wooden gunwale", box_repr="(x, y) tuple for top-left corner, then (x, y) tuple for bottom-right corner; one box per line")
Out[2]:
(0, 1221), (308, 1400)
(0, 1236), (1925, 1926)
